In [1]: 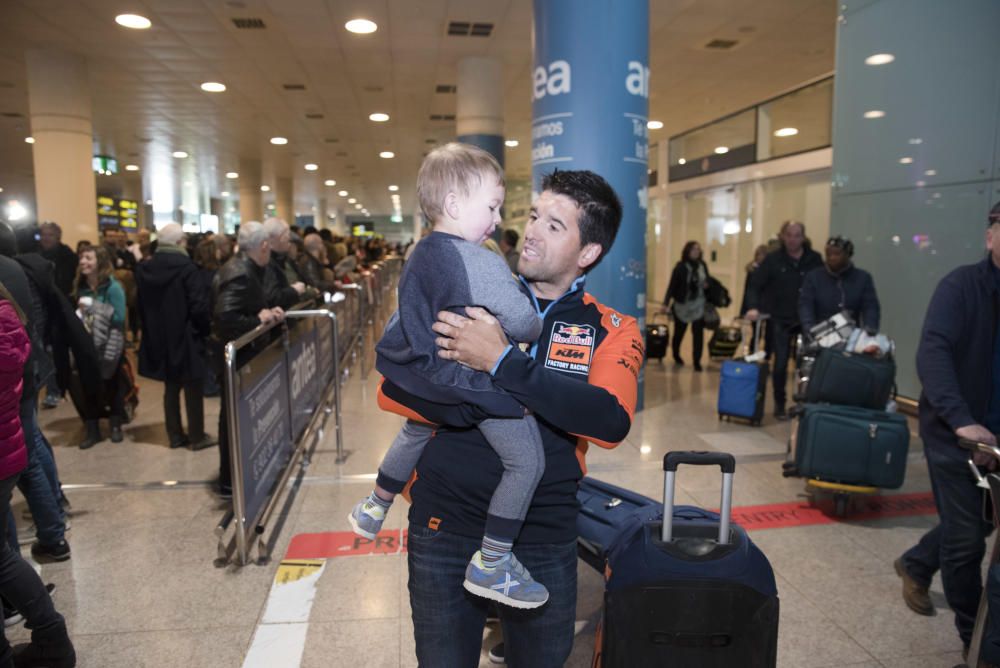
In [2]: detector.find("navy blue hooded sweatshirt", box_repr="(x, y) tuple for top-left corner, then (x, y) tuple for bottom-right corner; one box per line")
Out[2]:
(917, 258), (1000, 458)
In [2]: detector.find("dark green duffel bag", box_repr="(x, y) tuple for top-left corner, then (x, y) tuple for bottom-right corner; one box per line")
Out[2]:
(804, 348), (895, 409)
(794, 404), (909, 489)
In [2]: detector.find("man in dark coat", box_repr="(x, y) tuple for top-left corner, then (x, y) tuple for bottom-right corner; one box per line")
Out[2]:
(798, 236), (881, 332)
(38, 222), (77, 298)
(211, 221), (285, 498)
(744, 221), (824, 419)
(135, 224), (214, 450)
(261, 218), (306, 310)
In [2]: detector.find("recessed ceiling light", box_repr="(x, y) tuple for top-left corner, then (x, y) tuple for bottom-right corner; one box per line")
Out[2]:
(505, 139), (519, 148)
(355, 203), (363, 209)
(379, 151), (394, 159)
(145, 199), (152, 205)
(714, 146), (729, 154)
(115, 14), (151, 29)
(774, 127), (799, 137)
(915, 181), (926, 187)
(909, 138), (923, 145)
(647, 120), (664, 130)
(899, 157), (913, 164)
(345, 18), (377, 34)
(304, 163), (318, 171)
(678, 158), (686, 165)
(270, 136), (288, 145)
(388, 185), (399, 191)
(24, 137), (34, 144)
(125, 164), (139, 171)
(369, 112), (390, 122)
(200, 82), (226, 93)
(924, 169), (937, 176)
(324, 179), (336, 186)
(172, 151), (188, 158)
(865, 53), (895, 66)
(183, 181), (192, 187)
(221, 191), (230, 197)
(260, 185), (271, 192)
(863, 110), (885, 119)
(226, 172), (238, 179)
(0, 188), (4, 193)
(348, 198), (357, 204)
(338, 190), (348, 197)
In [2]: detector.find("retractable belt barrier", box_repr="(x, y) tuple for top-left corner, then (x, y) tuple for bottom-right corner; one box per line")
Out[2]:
(215, 257), (402, 567)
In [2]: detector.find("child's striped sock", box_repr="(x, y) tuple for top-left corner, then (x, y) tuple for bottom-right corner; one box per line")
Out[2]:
(480, 535), (513, 570)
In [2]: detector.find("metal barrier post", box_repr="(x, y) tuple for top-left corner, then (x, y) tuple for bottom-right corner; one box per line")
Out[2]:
(225, 340), (250, 566)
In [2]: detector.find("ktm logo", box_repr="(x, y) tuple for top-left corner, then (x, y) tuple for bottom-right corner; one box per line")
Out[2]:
(555, 348), (586, 360)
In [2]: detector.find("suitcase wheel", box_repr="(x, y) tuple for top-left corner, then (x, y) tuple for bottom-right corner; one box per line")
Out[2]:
(834, 494), (849, 517)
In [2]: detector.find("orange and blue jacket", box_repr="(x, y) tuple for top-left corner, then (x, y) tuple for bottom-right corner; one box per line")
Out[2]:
(378, 275), (643, 544)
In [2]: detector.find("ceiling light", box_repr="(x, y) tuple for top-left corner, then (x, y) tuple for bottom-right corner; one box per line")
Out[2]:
(304, 163), (318, 171)
(647, 120), (664, 130)
(915, 181), (926, 187)
(714, 146), (729, 154)
(125, 164), (139, 171)
(24, 137), (34, 144)
(115, 14), (151, 29)
(324, 179), (336, 186)
(678, 158), (686, 165)
(6, 201), (27, 222)
(774, 127), (799, 137)
(348, 198), (357, 204)
(865, 53), (895, 66)
(924, 169), (937, 176)
(200, 82), (226, 93)
(338, 190), (348, 197)
(355, 204), (363, 209)
(505, 139), (519, 147)
(388, 185), (399, 191)
(369, 112), (390, 122)
(172, 151), (188, 158)
(145, 199), (152, 205)
(260, 185), (271, 192)
(909, 138), (923, 145)
(221, 191), (230, 197)
(899, 157), (913, 164)
(183, 181), (192, 186)
(0, 188), (4, 193)
(863, 110), (885, 119)
(379, 151), (395, 159)
(345, 19), (377, 34)
(226, 172), (238, 179)
(270, 137), (288, 145)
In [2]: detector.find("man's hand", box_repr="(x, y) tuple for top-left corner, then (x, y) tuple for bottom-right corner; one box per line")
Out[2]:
(292, 281), (306, 295)
(432, 307), (508, 372)
(745, 309), (760, 322)
(958, 424), (999, 470)
(271, 307), (286, 322)
(258, 308), (277, 325)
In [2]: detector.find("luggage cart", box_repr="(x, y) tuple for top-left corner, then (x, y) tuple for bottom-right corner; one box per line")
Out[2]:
(962, 436), (1000, 668)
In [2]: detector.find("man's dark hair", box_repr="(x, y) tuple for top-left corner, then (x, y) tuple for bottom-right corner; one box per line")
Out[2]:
(541, 170), (622, 271)
(0, 222), (17, 257)
(501, 228), (519, 247)
(319, 228), (334, 242)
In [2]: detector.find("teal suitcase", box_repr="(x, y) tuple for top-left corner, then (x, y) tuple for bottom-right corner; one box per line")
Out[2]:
(794, 404), (910, 489)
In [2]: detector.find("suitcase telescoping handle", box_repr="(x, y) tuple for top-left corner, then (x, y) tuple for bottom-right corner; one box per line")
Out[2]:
(662, 451), (736, 545)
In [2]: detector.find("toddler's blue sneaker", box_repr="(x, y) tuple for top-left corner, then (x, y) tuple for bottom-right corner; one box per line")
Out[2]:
(347, 500), (385, 540)
(463, 550), (549, 609)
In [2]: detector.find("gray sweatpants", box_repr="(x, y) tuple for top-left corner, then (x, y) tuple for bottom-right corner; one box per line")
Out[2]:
(377, 416), (545, 540)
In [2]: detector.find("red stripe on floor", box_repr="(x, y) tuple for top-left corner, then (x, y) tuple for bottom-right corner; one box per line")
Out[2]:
(733, 491), (936, 530)
(286, 492), (937, 558)
(286, 530), (408, 560)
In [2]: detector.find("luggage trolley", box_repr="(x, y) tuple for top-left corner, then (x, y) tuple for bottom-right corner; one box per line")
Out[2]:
(962, 435), (1000, 668)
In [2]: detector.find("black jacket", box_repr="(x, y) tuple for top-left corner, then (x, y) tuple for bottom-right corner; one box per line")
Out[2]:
(799, 264), (880, 332)
(744, 246), (823, 323)
(263, 254), (300, 310)
(14, 253), (59, 386)
(664, 260), (709, 305)
(0, 256), (37, 401)
(40, 243), (77, 297)
(917, 258), (999, 459)
(297, 253), (334, 292)
(212, 253), (267, 345)
(135, 247), (211, 382)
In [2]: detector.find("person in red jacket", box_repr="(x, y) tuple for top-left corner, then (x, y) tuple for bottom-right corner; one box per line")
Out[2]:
(0, 284), (75, 667)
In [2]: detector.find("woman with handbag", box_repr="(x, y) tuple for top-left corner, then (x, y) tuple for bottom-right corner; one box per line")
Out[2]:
(73, 245), (127, 448)
(662, 241), (711, 371)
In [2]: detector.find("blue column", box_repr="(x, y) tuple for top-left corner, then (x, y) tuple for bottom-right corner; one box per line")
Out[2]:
(457, 57), (505, 168)
(532, 0), (649, 403)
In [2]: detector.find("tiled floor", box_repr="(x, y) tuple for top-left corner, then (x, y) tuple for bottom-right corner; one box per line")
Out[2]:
(15, 350), (967, 667)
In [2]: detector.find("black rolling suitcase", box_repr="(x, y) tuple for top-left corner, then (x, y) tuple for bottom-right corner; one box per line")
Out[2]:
(645, 313), (669, 362)
(593, 452), (779, 667)
(708, 323), (742, 359)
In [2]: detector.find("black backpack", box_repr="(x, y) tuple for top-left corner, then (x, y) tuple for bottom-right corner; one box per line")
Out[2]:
(706, 276), (731, 308)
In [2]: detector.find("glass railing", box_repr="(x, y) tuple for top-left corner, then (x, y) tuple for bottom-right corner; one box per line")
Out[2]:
(668, 76), (833, 181)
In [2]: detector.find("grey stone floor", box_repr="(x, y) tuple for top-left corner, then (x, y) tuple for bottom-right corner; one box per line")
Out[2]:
(12, 351), (964, 668)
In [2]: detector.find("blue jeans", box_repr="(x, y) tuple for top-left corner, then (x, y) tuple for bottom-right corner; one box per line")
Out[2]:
(903, 445), (993, 644)
(13, 404), (64, 546)
(407, 524), (577, 668)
